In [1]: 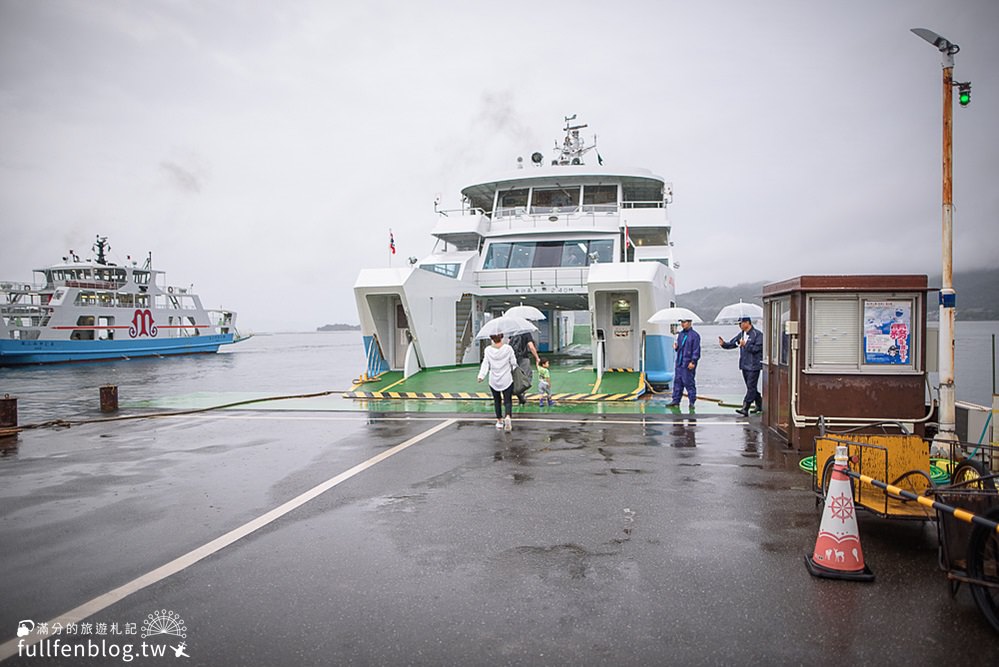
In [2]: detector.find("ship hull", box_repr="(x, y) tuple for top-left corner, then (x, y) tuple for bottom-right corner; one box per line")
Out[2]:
(0, 334), (236, 366)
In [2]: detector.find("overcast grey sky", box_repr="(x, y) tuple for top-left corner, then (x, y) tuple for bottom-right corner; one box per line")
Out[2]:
(1, 0), (996, 332)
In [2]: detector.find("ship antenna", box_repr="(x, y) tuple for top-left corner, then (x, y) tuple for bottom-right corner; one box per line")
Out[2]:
(93, 235), (110, 265)
(556, 114), (595, 166)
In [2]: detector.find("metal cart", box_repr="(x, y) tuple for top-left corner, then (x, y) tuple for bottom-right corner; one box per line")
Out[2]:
(933, 477), (999, 633)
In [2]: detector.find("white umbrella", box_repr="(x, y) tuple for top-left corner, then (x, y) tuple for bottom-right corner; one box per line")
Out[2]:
(648, 307), (703, 324)
(714, 301), (764, 323)
(474, 315), (539, 340)
(504, 305), (546, 321)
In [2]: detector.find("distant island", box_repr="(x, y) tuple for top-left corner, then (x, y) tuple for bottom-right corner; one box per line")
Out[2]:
(317, 323), (361, 332)
(677, 267), (998, 321)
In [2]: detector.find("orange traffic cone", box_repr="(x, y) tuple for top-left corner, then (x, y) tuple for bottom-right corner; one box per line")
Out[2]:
(805, 444), (874, 581)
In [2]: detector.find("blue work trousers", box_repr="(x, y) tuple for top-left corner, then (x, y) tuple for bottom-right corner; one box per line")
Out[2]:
(742, 369), (762, 408)
(671, 366), (697, 405)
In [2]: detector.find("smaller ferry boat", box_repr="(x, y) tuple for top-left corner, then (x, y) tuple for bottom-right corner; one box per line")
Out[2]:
(0, 236), (244, 365)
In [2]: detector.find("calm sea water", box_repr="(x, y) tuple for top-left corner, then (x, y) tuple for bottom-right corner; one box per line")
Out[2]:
(1, 322), (996, 424)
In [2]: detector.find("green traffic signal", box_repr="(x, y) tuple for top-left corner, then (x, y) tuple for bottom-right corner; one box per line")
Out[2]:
(957, 82), (971, 107)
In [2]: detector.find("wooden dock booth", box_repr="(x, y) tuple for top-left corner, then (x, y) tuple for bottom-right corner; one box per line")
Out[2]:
(761, 275), (930, 449)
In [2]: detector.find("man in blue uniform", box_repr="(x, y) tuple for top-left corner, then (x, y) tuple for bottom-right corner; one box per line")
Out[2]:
(719, 316), (764, 416)
(667, 318), (700, 409)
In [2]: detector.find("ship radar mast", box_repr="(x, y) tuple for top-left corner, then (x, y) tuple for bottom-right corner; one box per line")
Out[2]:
(93, 235), (111, 265)
(552, 114), (598, 166)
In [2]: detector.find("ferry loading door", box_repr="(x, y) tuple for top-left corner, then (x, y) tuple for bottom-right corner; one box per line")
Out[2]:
(394, 301), (410, 369)
(607, 294), (635, 369)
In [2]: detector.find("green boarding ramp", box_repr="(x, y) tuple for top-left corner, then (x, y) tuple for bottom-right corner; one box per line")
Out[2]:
(345, 364), (645, 401)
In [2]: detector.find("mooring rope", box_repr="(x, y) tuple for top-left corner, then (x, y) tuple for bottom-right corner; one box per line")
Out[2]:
(0, 389), (349, 436)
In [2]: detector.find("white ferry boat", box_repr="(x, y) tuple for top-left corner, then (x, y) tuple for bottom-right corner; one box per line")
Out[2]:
(354, 117), (679, 388)
(0, 236), (243, 365)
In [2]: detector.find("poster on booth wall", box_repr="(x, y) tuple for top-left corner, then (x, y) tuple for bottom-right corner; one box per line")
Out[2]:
(863, 300), (911, 364)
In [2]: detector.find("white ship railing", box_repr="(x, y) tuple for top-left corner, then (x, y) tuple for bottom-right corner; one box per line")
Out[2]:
(475, 268), (589, 290)
(0, 282), (45, 292)
(489, 210), (620, 233)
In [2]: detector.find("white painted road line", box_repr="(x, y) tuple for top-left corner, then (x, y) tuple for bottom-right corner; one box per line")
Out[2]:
(0, 418), (457, 661)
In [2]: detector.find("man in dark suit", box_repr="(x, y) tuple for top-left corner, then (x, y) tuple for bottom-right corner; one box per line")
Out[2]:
(719, 316), (764, 416)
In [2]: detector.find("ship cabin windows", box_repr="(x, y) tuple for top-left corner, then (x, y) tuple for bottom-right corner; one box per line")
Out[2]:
(94, 268), (126, 285)
(48, 268), (125, 288)
(582, 185), (618, 213)
(71, 315), (95, 340)
(622, 183), (664, 208)
(133, 271), (151, 287)
(497, 189), (529, 217)
(418, 263), (460, 278)
(627, 228), (669, 247)
(530, 187), (580, 215)
(74, 291), (147, 308)
(483, 239), (615, 269)
(493, 184), (621, 217)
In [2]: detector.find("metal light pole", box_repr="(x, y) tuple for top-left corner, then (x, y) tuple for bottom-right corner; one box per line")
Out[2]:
(911, 28), (963, 444)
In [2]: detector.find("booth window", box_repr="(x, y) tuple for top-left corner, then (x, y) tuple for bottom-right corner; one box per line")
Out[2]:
(767, 296), (790, 366)
(806, 295), (919, 373)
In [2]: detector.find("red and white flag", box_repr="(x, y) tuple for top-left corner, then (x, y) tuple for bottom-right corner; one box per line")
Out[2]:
(389, 229), (396, 254)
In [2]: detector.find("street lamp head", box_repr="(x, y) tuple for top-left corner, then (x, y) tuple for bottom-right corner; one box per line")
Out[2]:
(911, 27), (960, 55)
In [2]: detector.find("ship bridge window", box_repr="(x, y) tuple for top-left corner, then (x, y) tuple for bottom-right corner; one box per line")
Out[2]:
(95, 268), (126, 284)
(133, 271), (150, 286)
(483, 239), (615, 269)
(530, 187), (580, 214)
(418, 263), (460, 278)
(499, 188), (529, 207)
(582, 185), (618, 212)
(508, 242), (537, 268)
(560, 242), (588, 267)
(588, 239), (614, 263)
(622, 183), (664, 208)
(497, 189), (529, 217)
(483, 243), (513, 270)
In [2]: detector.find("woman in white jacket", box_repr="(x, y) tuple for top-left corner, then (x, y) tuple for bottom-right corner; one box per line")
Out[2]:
(477, 333), (518, 431)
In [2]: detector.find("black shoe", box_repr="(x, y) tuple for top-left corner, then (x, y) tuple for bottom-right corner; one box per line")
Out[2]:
(735, 408), (748, 416)
(517, 395), (526, 405)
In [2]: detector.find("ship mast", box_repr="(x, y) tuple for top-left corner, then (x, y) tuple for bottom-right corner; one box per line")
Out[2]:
(93, 235), (111, 265)
(553, 114), (598, 166)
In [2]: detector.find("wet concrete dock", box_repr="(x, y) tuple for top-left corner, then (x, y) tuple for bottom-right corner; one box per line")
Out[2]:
(1, 411), (996, 665)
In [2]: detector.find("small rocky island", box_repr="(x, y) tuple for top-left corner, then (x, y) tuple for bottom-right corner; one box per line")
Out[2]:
(317, 323), (361, 332)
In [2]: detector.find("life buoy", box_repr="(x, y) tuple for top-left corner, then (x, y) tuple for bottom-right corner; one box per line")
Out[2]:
(168, 286), (173, 294)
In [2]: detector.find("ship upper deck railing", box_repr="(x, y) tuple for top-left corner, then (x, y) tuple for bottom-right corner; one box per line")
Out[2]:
(0, 281), (45, 293)
(60, 279), (127, 291)
(475, 267), (589, 291)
